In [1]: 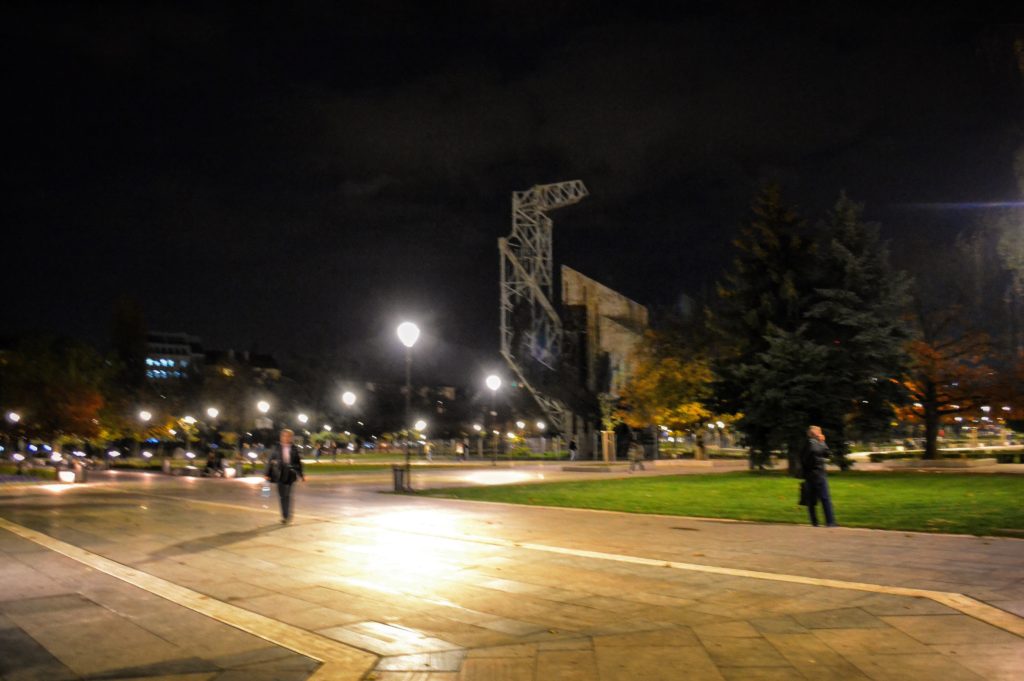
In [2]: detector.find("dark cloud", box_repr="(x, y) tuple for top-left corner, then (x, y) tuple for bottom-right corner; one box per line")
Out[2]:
(3, 3), (1021, 383)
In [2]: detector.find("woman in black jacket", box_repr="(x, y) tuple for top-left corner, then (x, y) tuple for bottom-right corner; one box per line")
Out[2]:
(799, 425), (839, 527)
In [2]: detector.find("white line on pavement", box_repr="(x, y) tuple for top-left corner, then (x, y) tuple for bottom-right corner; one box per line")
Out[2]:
(0, 516), (377, 681)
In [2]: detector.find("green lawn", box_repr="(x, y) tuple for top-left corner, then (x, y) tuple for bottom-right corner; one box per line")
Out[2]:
(303, 463), (397, 473)
(303, 462), (460, 474)
(421, 472), (1024, 536)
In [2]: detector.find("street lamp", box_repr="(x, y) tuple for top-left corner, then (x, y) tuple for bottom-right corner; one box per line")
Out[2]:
(341, 391), (357, 454)
(297, 413), (309, 425)
(203, 407), (221, 454)
(486, 375), (501, 465)
(413, 419), (428, 461)
(397, 321), (421, 488)
(4, 411), (21, 462)
(177, 416), (197, 456)
(134, 410), (154, 460)
(254, 401), (272, 446)
(473, 423), (483, 457)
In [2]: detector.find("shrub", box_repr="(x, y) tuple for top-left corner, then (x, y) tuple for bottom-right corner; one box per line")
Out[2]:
(868, 449), (1019, 463)
(0, 464), (58, 480)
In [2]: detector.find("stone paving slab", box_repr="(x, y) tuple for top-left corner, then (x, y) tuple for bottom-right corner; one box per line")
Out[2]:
(0, 529), (319, 681)
(0, 476), (1022, 680)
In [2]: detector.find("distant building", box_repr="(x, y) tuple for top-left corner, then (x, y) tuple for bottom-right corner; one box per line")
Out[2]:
(204, 349), (281, 383)
(249, 353), (281, 382)
(145, 332), (204, 380)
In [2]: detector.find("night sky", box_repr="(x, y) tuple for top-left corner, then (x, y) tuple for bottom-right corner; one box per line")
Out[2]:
(4, 3), (1022, 383)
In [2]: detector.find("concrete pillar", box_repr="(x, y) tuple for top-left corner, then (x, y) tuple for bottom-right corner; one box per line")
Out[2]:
(601, 431), (615, 462)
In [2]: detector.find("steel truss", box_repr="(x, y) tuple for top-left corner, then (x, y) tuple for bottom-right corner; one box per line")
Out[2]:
(499, 180), (588, 434)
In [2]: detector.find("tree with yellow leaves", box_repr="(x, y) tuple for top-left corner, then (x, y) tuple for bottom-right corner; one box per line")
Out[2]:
(614, 327), (724, 457)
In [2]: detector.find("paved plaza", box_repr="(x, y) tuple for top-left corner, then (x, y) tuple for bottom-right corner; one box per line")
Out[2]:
(1, 465), (1022, 680)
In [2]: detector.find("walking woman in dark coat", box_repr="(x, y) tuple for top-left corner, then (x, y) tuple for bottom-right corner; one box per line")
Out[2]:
(799, 425), (839, 527)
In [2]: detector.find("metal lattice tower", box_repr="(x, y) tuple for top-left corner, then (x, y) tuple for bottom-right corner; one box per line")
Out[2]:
(499, 180), (588, 434)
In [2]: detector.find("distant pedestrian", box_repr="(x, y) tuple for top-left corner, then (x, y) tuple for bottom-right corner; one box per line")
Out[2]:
(628, 439), (646, 472)
(568, 439), (578, 461)
(265, 428), (305, 524)
(799, 425), (838, 527)
(203, 451), (218, 476)
(454, 440), (465, 460)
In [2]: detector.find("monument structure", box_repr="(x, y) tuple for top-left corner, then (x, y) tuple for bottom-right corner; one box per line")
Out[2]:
(498, 181), (647, 457)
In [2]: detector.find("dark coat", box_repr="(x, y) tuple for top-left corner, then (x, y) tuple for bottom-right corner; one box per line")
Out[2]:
(265, 444), (305, 484)
(799, 438), (831, 479)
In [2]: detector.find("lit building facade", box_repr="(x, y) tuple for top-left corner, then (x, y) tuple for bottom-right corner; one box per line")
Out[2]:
(145, 332), (204, 380)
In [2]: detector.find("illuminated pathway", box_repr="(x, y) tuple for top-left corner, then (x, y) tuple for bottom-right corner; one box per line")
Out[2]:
(1, 473), (1022, 680)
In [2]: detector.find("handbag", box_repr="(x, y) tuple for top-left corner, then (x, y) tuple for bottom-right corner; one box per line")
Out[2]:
(798, 481), (811, 506)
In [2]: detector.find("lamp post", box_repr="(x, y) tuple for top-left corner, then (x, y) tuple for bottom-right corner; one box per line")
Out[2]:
(6, 411), (22, 471)
(255, 400), (271, 448)
(397, 322), (420, 487)
(205, 407), (220, 452)
(135, 409), (153, 460)
(486, 374), (501, 466)
(414, 419), (427, 460)
(179, 415), (196, 457)
(341, 391), (356, 459)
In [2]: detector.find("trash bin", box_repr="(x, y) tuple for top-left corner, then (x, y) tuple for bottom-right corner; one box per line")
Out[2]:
(392, 464), (407, 492)
(72, 461), (87, 483)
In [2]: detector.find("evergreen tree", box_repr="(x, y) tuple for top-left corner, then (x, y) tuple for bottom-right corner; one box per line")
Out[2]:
(730, 327), (831, 469)
(803, 194), (911, 465)
(713, 189), (910, 471)
(711, 185), (811, 468)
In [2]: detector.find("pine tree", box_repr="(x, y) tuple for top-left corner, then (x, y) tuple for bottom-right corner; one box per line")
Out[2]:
(712, 184), (810, 468)
(803, 194), (911, 465)
(713, 189), (910, 471)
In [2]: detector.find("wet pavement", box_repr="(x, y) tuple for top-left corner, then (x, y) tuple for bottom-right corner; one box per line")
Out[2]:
(0, 466), (1021, 680)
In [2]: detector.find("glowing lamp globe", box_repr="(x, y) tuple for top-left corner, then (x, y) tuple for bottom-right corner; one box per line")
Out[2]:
(397, 321), (420, 348)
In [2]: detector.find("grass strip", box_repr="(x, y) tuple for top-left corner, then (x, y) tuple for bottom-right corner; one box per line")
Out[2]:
(422, 471), (1024, 536)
